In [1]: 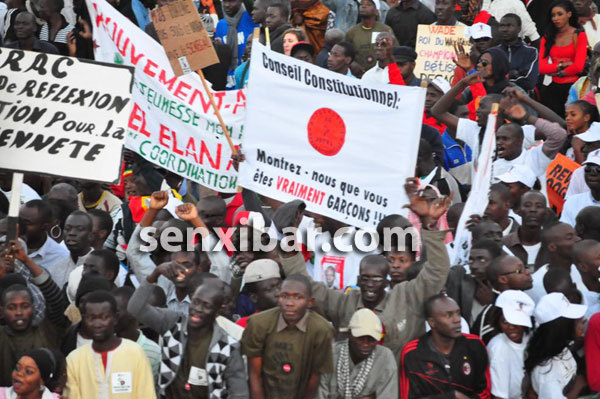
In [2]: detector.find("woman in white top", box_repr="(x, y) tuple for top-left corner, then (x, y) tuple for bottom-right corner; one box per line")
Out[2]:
(487, 290), (535, 399)
(524, 292), (588, 399)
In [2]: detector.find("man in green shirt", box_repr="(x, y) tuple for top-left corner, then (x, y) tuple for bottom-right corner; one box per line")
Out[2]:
(242, 274), (334, 399)
(345, 0), (394, 71)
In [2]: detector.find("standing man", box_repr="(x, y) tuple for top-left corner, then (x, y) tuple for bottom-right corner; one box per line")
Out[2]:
(345, 0), (393, 71)
(361, 31), (396, 83)
(278, 179), (452, 363)
(315, 28), (344, 68)
(526, 223), (584, 303)
(215, 0), (258, 86)
(3, 11), (59, 53)
(128, 279), (249, 398)
(561, 153), (600, 226)
(496, 14), (539, 92)
(266, 3), (292, 53)
(50, 210), (94, 289)
(290, 0), (330, 54)
(503, 190), (546, 269)
(65, 291), (156, 399)
(432, 0), (464, 26)
(328, 42), (355, 76)
(242, 274), (334, 399)
(18, 200), (69, 277)
(400, 295), (490, 399)
(484, 183), (520, 237)
(385, 0), (435, 48)
(317, 309), (398, 398)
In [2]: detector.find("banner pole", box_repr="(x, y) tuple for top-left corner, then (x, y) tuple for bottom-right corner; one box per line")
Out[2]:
(6, 172), (23, 242)
(265, 27), (270, 45)
(197, 69), (238, 156)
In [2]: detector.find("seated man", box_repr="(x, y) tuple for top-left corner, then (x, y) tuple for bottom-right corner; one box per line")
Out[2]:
(318, 308), (398, 398)
(400, 294), (490, 399)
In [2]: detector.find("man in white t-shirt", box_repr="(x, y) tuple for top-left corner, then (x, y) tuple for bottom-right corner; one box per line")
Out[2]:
(561, 152), (600, 226)
(493, 101), (567, 180)
(503, 190), (546, 269)
(572, 239), (600, 317)
(526, 222), (584, 303)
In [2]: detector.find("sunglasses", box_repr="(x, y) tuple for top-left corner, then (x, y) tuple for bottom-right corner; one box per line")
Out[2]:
(585, 164), (600, 175)
(477, 59), (489, 67)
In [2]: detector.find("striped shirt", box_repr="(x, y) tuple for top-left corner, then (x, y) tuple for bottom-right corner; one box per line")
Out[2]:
(39, 17), (74, 55)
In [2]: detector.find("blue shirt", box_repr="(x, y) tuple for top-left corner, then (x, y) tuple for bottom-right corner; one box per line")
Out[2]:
(131, 0), (150, 31)
(215, 11), (258, 68)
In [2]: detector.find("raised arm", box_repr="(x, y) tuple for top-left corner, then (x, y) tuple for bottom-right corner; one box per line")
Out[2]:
(128, 279), (182, 334)
(9, 240), (69, 329)
(431, 73), (481, 134)
(504, 86), (566, 127)
(399, 179), (451, 304)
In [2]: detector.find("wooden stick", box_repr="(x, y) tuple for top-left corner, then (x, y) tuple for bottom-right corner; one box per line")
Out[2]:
(197, 69), (237, 155)
(6, 172), (23, 241)
(265, 27), (270, 45)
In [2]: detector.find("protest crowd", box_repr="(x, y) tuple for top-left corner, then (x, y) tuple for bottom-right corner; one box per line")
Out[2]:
(5, 0), (600, 396)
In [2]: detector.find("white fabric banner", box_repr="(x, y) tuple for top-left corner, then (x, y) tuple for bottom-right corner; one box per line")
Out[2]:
(0, 48), (133, 183)
(88, 0), (245, 192)
(238, 41), (426, 229)
(451, 111), (498, 266)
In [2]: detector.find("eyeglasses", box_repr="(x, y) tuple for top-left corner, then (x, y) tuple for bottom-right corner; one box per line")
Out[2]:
(477, 59), (489, 67)
(585, 165), (600, 175)
(500, 269), (525, 276)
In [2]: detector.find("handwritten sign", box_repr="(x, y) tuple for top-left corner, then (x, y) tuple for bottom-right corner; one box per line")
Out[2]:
(150, 0), (219, 76)
(414, 24), (470, 84)
(547, 153), (581, 215)
(0, 49), (133, 183)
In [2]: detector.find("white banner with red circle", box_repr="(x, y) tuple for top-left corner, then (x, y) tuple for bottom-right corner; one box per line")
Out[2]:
(238, 41), (426, 228)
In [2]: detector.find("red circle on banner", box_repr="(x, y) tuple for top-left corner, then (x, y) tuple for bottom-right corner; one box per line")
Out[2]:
(307, 108), (346, 156)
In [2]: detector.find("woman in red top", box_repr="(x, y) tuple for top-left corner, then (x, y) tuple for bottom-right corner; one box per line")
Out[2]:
(539, 0), (588, 117)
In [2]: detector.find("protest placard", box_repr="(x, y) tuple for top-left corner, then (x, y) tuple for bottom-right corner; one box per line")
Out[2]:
(0, 49), (133, 183)
(150, 0), (219, 76)
(238, 41), (426, 229)
(89, 0), (245, 192)
(547, 153), (580, 215)
(414, 24), (470, 84)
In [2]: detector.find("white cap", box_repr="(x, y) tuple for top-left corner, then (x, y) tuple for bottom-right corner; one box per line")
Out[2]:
(495, 290), (535, 328)
(534, 292), (587, 325)
(430, 77), (451, 94)
(577, 122), (600, 143)
(342, 309), (383, 341)
(468, 23), (492, 40)
(497, 166), (537, 188)
(369, 0), (381, 10)
(584, 148), (600, 166)
(243, 259), (281, 284)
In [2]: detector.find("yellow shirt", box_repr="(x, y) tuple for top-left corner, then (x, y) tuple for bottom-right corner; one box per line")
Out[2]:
(65, 339), (156, 399)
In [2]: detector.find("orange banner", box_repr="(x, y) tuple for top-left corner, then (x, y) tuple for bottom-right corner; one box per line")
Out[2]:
(546, 153), (581, 215)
